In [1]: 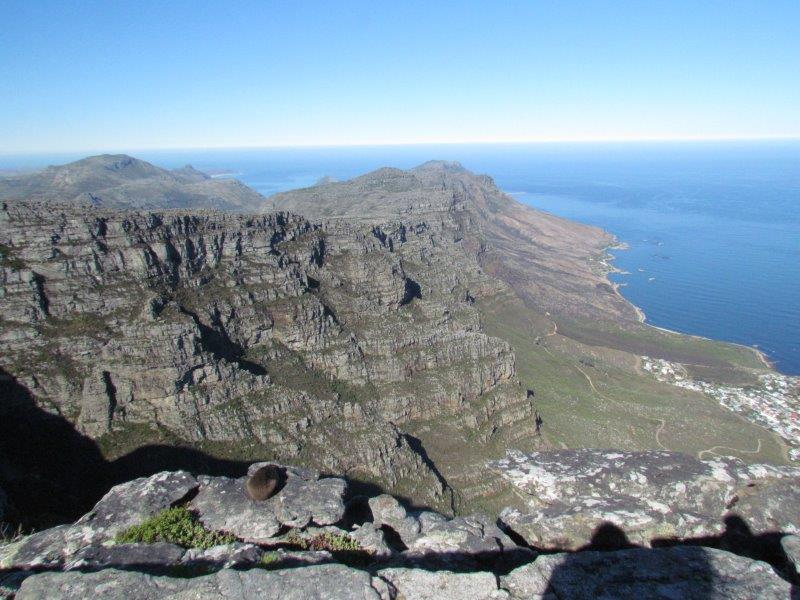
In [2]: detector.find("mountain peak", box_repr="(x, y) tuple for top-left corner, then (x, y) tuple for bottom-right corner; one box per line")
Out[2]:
(412, 160), (467, 173)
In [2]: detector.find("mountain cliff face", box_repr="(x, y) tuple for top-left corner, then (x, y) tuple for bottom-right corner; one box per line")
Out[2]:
(0, 174), (538, 517)
(0, 155), (265, 212)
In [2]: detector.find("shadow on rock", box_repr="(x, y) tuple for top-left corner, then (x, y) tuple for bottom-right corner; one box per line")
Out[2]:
(0, 368), (420, 530)
(541, 522), (717, 599)
(652, 514), (800, 586)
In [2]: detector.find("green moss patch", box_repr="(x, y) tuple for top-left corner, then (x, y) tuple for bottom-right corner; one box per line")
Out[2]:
(115, 506), (236, 549)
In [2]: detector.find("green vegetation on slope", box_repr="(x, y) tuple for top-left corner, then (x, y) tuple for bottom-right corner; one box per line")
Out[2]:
(478, 292), (787, 465)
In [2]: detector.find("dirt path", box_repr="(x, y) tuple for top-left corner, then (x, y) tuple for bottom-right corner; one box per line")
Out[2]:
(698, 438), (763, 460)
(651, 417), (669, 451)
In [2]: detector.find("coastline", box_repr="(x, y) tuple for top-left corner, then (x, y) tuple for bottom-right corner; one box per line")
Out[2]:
(599, 238), (776, 373)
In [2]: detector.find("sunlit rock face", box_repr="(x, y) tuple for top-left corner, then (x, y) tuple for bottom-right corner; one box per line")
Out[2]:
(489, 449), (800, 550)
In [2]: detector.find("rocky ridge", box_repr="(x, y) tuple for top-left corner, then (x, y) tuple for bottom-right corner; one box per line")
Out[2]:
(0, 451), (797, 599)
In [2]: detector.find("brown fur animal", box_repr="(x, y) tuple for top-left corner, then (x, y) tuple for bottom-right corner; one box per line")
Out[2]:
(245, 465), (281, 501)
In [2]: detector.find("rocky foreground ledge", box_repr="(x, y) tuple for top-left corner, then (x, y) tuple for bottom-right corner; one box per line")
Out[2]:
(1, 451), (799, 599)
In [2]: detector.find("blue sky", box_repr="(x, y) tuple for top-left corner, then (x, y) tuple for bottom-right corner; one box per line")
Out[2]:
(1, 0), (799, 152)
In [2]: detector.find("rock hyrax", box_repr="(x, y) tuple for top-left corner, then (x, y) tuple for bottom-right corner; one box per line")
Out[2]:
(245, 464), (281, 501)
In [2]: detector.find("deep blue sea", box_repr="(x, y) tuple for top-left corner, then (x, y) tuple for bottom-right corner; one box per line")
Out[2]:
(3, 141), (799, 374)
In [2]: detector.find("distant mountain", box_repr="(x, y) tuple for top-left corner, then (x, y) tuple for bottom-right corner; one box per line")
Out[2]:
(270, 160), (633, 323)
(0, 154), (266, 212)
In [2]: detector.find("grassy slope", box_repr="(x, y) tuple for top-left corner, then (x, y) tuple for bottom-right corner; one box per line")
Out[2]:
(479, 291), (788, 465)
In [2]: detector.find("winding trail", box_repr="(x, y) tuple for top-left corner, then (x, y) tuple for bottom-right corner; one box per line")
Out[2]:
(575, 363), (670, 451)
(698, 438), (763, 460)
(652, 418), (669, 451)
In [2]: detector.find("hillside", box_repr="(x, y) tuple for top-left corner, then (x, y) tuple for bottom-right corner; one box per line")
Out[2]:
(0, 154), (266, 212)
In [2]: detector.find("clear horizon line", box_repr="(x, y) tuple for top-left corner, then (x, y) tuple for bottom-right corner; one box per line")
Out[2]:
(2, 134), (800, 156)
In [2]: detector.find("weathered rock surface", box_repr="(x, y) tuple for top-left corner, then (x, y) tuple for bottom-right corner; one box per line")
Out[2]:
(490, 449), (800, 550)
(782, 534), (800, 575)
(3, 458), (798, 598)
(378, 567), (506, 600)
(181, 543), (264, 569)
(16, 564), (382, 600)
(0, 471), (197, 570)
(63, 542), (185, 572)
(69, 471), (198, 546)
(369, 494), (421, 545)
(407, 514), (520, 557)
(500, 545), (792, 600)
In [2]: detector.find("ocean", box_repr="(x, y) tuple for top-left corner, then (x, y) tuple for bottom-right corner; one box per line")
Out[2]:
(3, 141), (799, 374)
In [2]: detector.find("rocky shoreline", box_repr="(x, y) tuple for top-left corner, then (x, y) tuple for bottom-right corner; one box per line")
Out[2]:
(2, 449), (798, 598)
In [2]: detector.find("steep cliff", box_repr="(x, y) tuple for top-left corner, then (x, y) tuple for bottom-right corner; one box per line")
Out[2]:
(0, 189), (534, 518)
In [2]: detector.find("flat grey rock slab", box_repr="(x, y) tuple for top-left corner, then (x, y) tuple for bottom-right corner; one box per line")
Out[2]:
(181, 542), (263, 569)
(378, 567), (507, 600)
(16, 564), (382, 599)
(498, 500), (721, 551)
(191, 475), (282, 542)
(500, 545), (792, 600)
(0, 525), (71, 569)
(408, 514), (518, 556)
(1, 472), (197, 570)
(64, 542), (185, 571)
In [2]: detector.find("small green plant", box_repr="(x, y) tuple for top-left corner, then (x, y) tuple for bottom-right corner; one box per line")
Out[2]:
(115, 506), (236, 549)
(0, 523), (27, 546)
(285, 530), (361, 552)
(311, 532), (361, 552)
(260, 551), (279, 566)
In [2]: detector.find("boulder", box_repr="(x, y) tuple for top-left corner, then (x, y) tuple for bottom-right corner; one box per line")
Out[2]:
(348, 522), (393, 558)
(0, 525), (70, 570)
(368, 494), (420, 545)
(16, 564), (382, 599)
(1, 471), (197, 570)
(181, 543), (264, 570)
(500, 545), (792, 600)
(191, 465), (347, 542)
(407, 514), (521, 557)
(191, 475), (282, 542)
